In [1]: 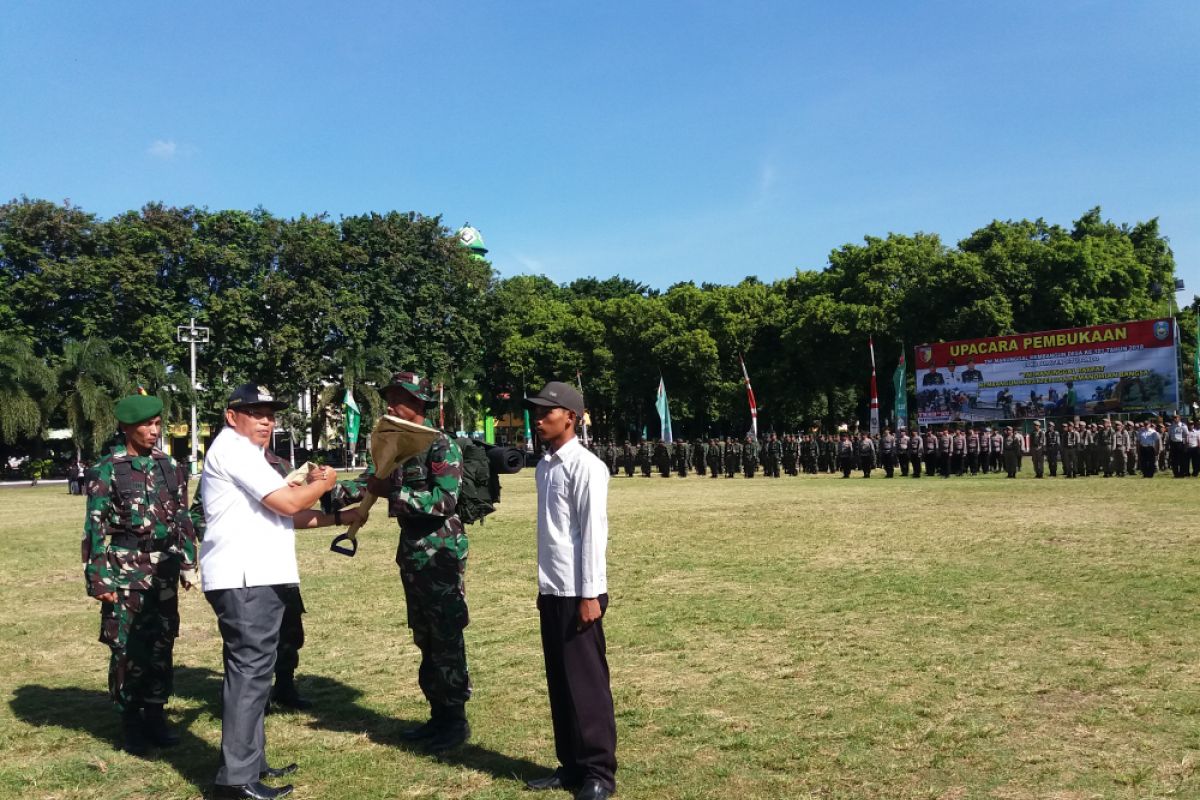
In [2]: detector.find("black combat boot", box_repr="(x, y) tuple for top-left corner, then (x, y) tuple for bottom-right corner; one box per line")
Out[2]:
(270, 671), (311, 712)
(121, 705), (149, 756)
(141, 703), (180, 747)
(399, 705), (441, 742)
(424, 704), (470, 753)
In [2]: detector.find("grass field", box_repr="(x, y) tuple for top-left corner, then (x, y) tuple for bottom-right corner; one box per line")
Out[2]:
(2, 465), (1200, 800)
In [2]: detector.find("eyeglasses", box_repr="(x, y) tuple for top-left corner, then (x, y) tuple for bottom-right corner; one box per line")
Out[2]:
(234, 407), (277, 421)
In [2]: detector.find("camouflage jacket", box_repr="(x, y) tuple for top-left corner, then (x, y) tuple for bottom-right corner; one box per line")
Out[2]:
(332, 422), (465, 570)
(190, 447), (292, 540)
(82, 444), (196, 597)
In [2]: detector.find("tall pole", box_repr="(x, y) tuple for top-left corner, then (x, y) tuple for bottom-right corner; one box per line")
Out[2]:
(177, 318), (210, 475)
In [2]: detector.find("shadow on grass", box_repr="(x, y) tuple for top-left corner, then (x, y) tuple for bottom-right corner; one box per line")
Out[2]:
(11, 666), (547, 789)
(9, 665), (224, 792)
(280, 673), (549, 784)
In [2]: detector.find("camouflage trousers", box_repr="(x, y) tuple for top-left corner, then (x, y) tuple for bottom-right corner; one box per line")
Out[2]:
(401, 550), (471, 709)
(275, 585), (306, 676)
(99, 564), (180, 712)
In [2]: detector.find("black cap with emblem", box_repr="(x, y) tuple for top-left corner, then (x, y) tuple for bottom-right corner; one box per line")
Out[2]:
(226, 382), (289, 410)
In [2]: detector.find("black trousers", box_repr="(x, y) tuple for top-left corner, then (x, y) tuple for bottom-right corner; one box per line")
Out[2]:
(538, 594), (617, 791)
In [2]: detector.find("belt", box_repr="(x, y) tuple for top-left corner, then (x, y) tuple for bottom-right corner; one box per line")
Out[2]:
(108, 532), (161, 553)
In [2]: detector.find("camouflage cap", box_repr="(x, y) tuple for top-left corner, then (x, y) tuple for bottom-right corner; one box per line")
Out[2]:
(383, 370), (437, 406)
(115, 394), (163, 425)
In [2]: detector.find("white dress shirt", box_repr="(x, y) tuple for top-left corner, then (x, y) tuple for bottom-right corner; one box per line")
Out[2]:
(1188, 428), (1200, 448)
(199, 427), (298, 591)
(535, 436), (609, 598)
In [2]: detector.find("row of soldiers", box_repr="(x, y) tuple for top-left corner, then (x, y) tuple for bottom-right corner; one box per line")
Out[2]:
(585, 417), (1176, 480)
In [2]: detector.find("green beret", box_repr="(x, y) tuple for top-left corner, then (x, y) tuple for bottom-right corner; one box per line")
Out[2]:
(115, 394), (163, 425)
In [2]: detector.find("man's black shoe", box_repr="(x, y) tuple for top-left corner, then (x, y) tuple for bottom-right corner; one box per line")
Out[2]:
(398, 718), (440, 741)
(212, 781), (293, 799)
(260, 763), (298, 779)
(141, 704), (180, 747)
(121, 709), (149, 757)
(270, 681), (312, 712)
(526, 769), (580, 791)
(574, 780), (614, 800)
(424, 719), (470, 753)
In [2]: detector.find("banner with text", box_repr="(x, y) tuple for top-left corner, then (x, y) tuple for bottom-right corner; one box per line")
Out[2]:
(914, 318), (1179, 425)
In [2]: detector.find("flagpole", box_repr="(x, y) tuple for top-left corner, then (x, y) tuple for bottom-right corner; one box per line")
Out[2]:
(739, 353), (758, 438)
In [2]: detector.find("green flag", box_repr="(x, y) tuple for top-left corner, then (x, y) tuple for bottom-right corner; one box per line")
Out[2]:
(655, 377), (673, 443)
(893, 350), (908, 428)
(343, 389), (361, 448)
(1194, 315), (1199, 401)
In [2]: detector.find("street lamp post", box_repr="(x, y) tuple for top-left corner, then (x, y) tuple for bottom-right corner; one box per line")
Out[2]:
(176, 318), (211, 475)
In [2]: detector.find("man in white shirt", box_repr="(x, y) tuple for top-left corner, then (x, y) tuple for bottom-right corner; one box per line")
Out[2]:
(201, 383), (353, 800)
(524, 381), (617, 800)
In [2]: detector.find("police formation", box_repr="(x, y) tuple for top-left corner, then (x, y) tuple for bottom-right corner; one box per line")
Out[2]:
(589, 416), (1197, 481)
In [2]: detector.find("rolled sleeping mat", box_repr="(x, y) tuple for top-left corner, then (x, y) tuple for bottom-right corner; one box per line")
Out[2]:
(485, 445), (524, 474)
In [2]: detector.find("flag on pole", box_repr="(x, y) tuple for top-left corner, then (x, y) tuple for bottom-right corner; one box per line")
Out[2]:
(655, 377), (673, 443)
(1194, 314), (1199, 404)
(893, 348), (908, 429)
(868, 337), (880, 436)
(343, 389), (361, 452)
(739, 353), (758, 438)
(437, 382), (445, 429)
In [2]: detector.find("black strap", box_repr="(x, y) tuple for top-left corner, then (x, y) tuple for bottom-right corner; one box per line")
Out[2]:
(112, 452), (179, 526)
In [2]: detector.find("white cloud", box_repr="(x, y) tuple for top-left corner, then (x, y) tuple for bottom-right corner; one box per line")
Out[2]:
(147, 139), (179, 160)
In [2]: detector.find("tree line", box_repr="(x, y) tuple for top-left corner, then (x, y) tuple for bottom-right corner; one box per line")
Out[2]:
(0, 196), (1191, 458)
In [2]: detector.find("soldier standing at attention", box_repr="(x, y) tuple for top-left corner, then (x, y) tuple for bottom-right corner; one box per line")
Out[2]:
(706, 438), (721, 478)
(1002, 426), (1022, 478)
(742, 436), (759, 478)
(334, 372), (472, 753)
(988, 428), (1005, 477)
(1167, 414), (1189, 477)
(936, 427), (952, 478)
(1046, 423), (1063, 477)
(637, 439), (652, 478)
(950, 427), (966, 476)
(724, 437), (740, 478)
(965, 427), (980, 475)
(879, 428), (896, 478)
(837, 432), (855, 478)
(693, 439), (707, 477)
(621, 441), (636, 478)
(1063, 422), (1079, 478)
(766, 434), (783, 478)
(907, 428), (923, 478)
(83, 393), (196, 756)
(922, 428), (938, 477)
(896, 429), (909, 477)
(1029, 421), (1046, 478)
(857, 432), (876, 478)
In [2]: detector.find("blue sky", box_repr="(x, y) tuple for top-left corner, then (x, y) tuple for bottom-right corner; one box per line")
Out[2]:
(3, 1), (1197, 297)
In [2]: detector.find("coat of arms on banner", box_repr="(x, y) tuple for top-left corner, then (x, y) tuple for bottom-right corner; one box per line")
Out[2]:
(1153, 320), (1170, 340)
(917, 346), (933, 364)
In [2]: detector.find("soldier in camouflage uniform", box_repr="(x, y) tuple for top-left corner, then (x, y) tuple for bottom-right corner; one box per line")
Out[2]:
(191, 446), (311, 713)
(693, 438), (707, 477)
(637, 439), (652, 477)
(654, 439), (672, 477)
(83, 393), (196, 756)
(332, 371), (471, 752)
(673, 438), (689, 477)
(724, 437), (741, 478)
(742, 436), (760, 478)
(621, 441), (636, 477)
(707, 437), (723, 478)
(764, 434), (782, 478)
